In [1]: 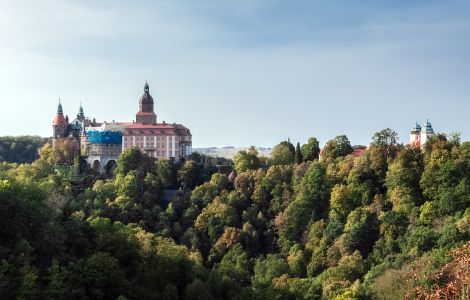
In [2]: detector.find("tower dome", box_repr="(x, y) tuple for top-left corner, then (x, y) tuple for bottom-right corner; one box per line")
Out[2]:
(412, 122), (421, 133)
(52, 100), (66, 126)
(424, 119), (434, 133)
(136, 81), (157, 124)
(419, 119), (435, 147)
(140, 81), (154, 105)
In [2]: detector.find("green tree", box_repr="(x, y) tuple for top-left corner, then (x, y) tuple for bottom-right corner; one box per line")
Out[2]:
(157, 159), (176, 187)
(280, 140), (295, 157)
(69, 252), (130, 299)
(185, 279), (214, 300)
(301, 137), (320, 162)
(44, 259), (67, 300)
(330, 184), (354, 218)
(371, 128), (400, 159)
(195, 196), (237, 240)
(294, 142), (303, 164)
(178, 160), (203, 189)
(270, 143), (294, 165)
(252, 254), (289, 290)
(279, 162), (329, 252)
(322, 135), (353, 160)
(233, 146), (261, 172)
(385, 146), (424, 212)
(217, 244), (251, 286)
(117, 147), (155, 176)
(0, 136), (48, 164)
(343, 208), (379, 256)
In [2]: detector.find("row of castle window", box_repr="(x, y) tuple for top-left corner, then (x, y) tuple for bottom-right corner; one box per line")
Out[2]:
(131, 143), (177, 149)
(126, 130), (170, 135)
(124, 136), (174, 141)
(123, 136), (189, 142)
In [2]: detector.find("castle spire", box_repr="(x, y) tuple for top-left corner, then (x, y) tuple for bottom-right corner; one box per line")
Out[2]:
(79, 101), (84, 114)
(136, 81), (156, 124)
(424, 118), (434, 133)
(77, 101), (85, 121)
(57, 99), (63, 114)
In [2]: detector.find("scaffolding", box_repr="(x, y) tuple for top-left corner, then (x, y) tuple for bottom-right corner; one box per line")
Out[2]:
(86, 130), (122, 144)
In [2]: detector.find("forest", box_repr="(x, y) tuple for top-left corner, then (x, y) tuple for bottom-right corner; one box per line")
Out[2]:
(0, 136), (49, 164)
(0, 129), (469, 300)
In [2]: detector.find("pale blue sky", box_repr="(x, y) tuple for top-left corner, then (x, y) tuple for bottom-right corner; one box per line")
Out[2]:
(0, 0), (469, 147)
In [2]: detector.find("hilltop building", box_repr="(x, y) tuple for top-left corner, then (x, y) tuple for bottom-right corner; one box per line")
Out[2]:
(52, 101), (98, 158)
(85, 122), (130, 173)
(122, 82), (192, 161)
(409, 119), (435, 148)
(52, 82), (192, 173)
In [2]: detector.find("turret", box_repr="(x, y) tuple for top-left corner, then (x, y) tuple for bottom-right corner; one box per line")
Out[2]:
(52, 100), (68, 138)
(420, 119), (435, 146)
(77, 102), (85, 122)
(409, 122), (422, 147)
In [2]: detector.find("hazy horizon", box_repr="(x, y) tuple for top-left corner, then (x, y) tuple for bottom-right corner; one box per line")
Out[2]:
(1, 0), (469, 148)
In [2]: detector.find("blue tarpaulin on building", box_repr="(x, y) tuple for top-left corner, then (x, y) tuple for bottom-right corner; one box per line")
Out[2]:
(86, 130), (122, 144)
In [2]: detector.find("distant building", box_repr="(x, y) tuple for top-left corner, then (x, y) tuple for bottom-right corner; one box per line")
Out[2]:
(52, 101), (96, 155)
(318, 145), (367, 160)
(409, 119), (435, 148)
(52, 82), (192, 173)
(85, 122), (129, 173)
(122, 82), (192, 162)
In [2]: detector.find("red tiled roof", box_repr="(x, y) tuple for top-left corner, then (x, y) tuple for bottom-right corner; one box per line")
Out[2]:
(352, 148), (366, 157)
(127, 123), (175, 129)
(52, 114), (67, 125)
(125, 123), (176, 135)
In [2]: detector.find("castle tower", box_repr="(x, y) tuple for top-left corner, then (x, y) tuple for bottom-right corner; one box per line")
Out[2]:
(409, 122), (422, 147)
(77, 102), (85, 122)
(52, 100), (68, 139)
(135, 81), (157, 124)
(420, 119), (435, 146)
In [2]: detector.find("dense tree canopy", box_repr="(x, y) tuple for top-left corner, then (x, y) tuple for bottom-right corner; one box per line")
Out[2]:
(301, 137), (320, 162)
(322, 135), (354, 160)
(0, 136), (49, 163)
(1, 130), (470, 299)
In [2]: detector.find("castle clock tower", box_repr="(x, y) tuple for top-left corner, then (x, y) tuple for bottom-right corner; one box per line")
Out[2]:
(135, 81), (157, 124)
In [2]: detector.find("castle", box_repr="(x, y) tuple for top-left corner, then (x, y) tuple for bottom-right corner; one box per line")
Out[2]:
(409, 119), (435, 148)
(52, 82), (192, 173)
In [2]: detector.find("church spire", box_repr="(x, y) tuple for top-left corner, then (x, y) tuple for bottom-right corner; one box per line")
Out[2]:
(144, 81), (149, 93)
(57, 99), (63, 114)
(77, 101), (85, 121)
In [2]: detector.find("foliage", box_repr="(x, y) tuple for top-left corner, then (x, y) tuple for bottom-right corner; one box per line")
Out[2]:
(322, 135), (353, 160)
(301, 137), (320, 162)
(233, 146), (261, 173)
(270, 143), (294, 165)
(0, 136), (49, 164)
(1, 132), (470, 299)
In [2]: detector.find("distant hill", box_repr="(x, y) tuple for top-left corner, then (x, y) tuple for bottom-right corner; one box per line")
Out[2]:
(193, 146), (272, 159)
(0, 136), (50, 164)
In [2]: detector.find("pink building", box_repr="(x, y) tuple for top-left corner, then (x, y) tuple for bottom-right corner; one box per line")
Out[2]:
(122, 82), (192, 162)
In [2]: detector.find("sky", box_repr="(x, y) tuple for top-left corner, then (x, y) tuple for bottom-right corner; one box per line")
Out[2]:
(0, 0), (469, 148)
